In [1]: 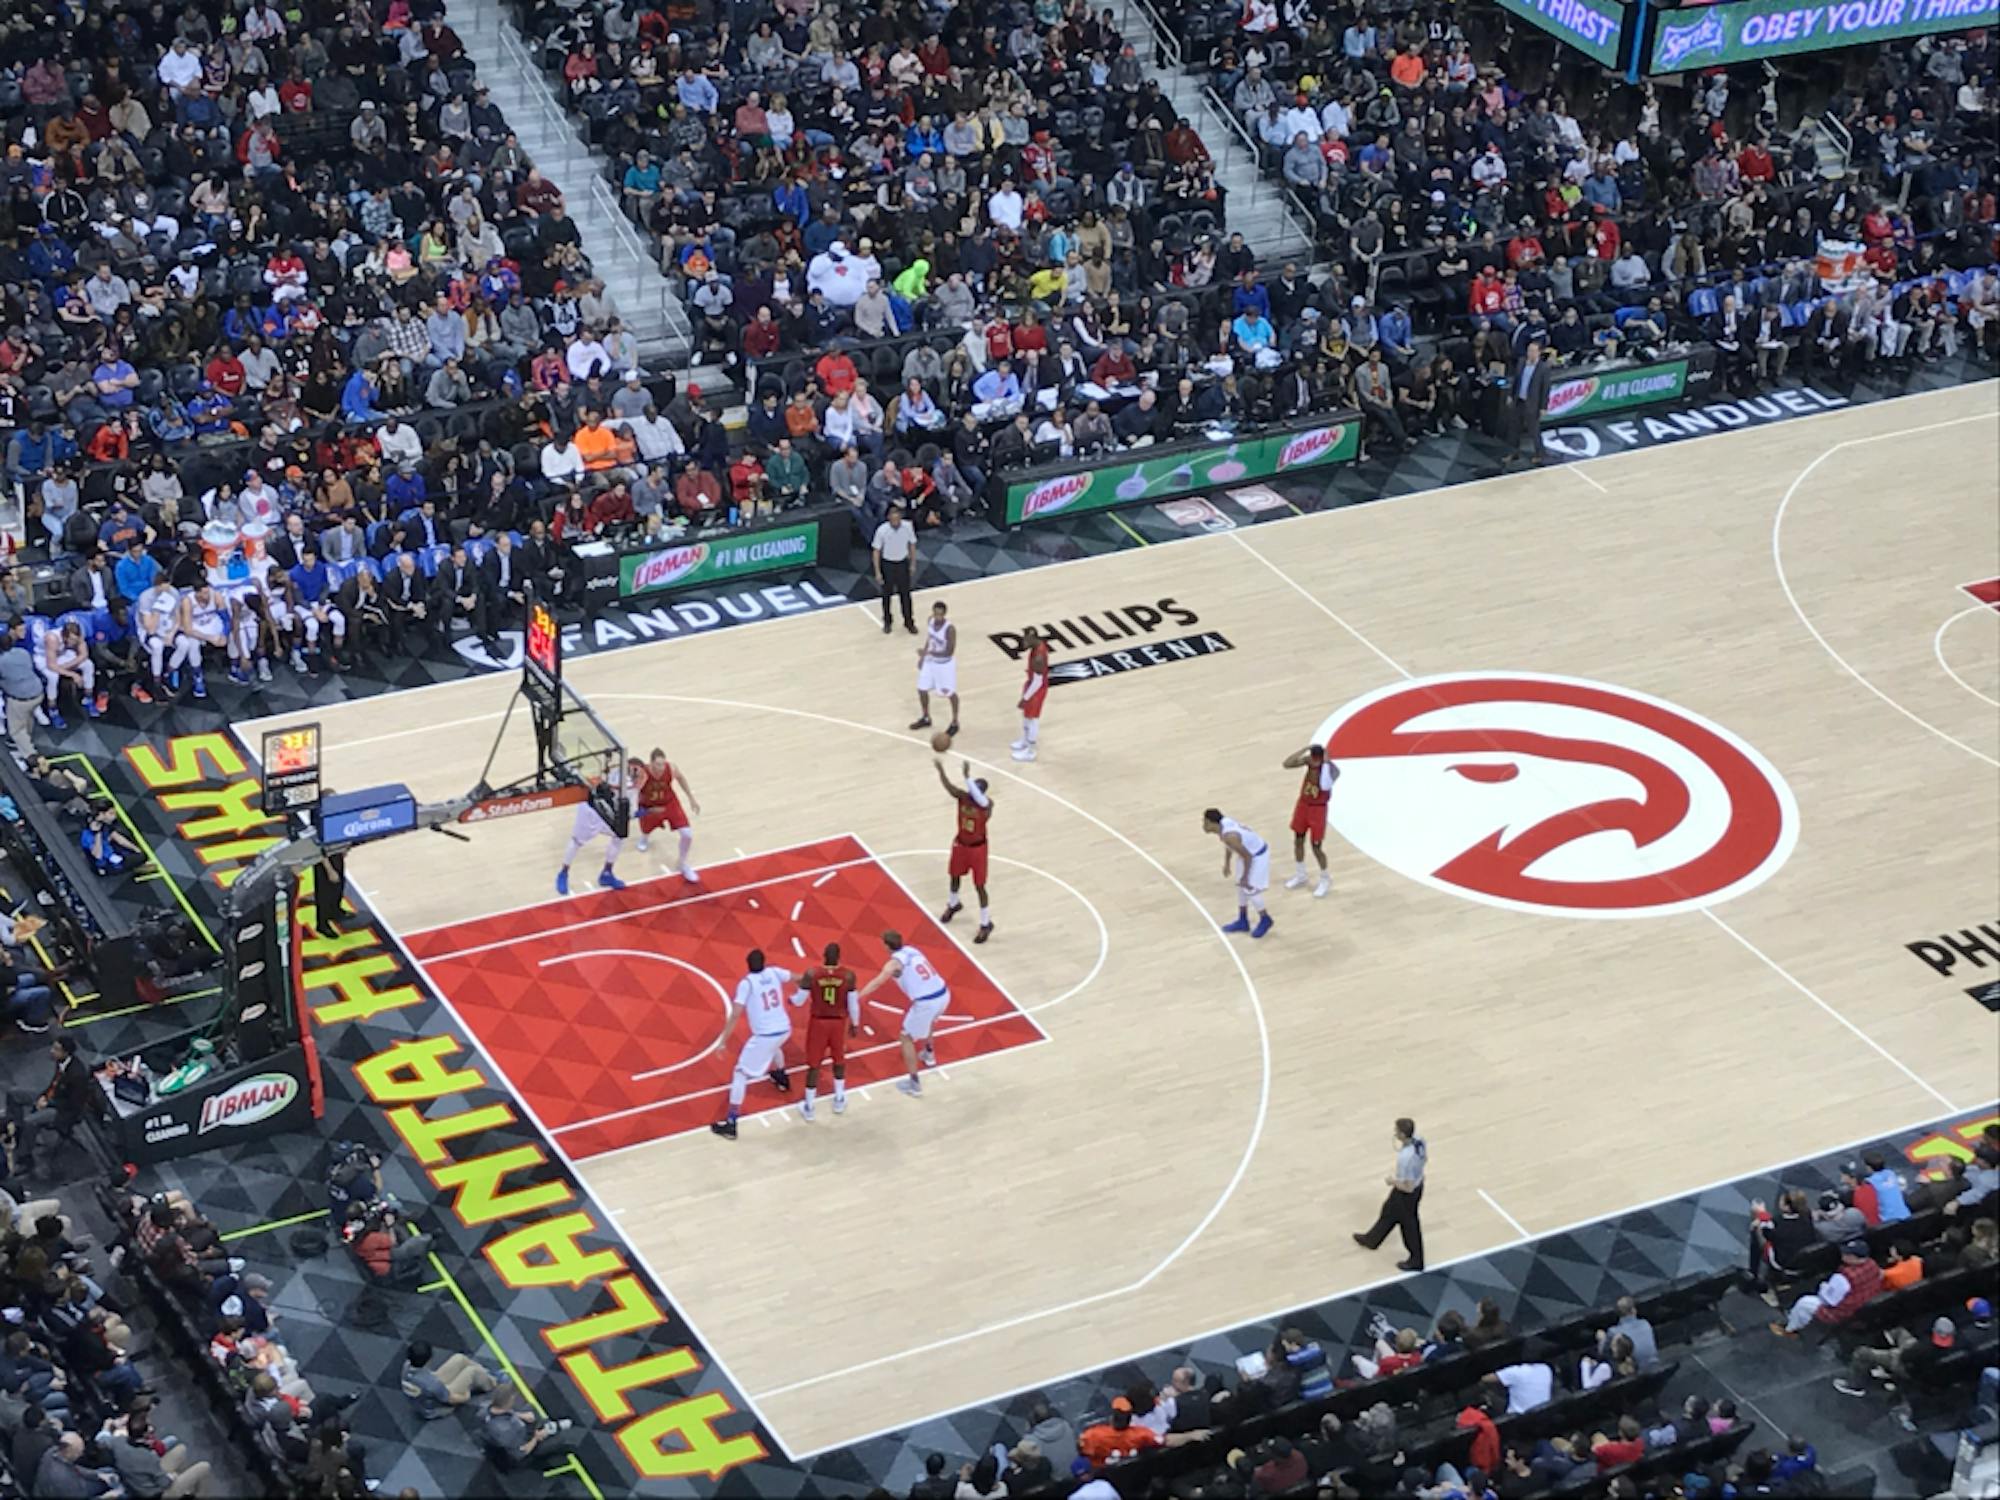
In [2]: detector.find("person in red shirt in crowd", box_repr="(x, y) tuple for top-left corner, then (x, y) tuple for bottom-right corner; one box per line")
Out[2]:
(1591, 1416), (1645, 1471)
(550, 489), (593, 540)
(916, 33), (951, 76)
(1011, 311), (1049, 362)
(265, 248), (308, 302)
(1861, 203), (1895, 247)
(278, 72), (314, 112)
(86, 416), (131, 464)
(1091, 343), (1137, 385)
(815, 347), (858, 395)
(204, 345), (246, 396)
(1457, 1399), (1501, 1473)
(1164, 116), (1210, 167)
(742, 305), (782, 362)
(1736, 138), (1774, 183)
(1467, 265), (1506, 316)
(729, 451), (767, 514)
(1251, 1436), (1307, 1494)
(1591, 210), (1622, 264)
(982, 314), (1013, 363)
(1506, 218), (1545, 269)
(585, 481), (634, 532)
(1077, 1399), (1160, 1470)
(516, 168), (563, 216)
(676, 461), (723, 519)
(1841, 1161), (1882, 1225)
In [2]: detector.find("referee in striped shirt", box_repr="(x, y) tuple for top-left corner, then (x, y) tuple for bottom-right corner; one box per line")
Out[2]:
(1352, 1117), (1427, 1272)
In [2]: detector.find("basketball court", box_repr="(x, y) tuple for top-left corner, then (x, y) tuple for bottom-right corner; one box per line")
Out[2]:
(237, 380), (2000, 1460)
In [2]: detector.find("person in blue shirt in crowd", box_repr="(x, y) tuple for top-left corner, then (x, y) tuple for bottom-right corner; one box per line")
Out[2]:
(340, 367), (379, 421)
(675, 68), (718, 113)
(1378, 303), (1416, 368)
(4, 420), (53, 490)
(1231, 270), (1271, 321)
(1232, 306), (1276, 355)
(187, 384), (234, 436)
(771, 176), (810, 227)
(96, 501), (144, 553)
(972, 358), (1021, 406)
(622, 150), (661, 202)
(386, 463), (427, 514)
(287, 545), (349, 673)
(113, 536), (160, 605)
(89, 600), (149, 703)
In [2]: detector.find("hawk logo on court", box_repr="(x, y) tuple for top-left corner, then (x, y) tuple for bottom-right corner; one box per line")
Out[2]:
(1312, 673), (1798, 917)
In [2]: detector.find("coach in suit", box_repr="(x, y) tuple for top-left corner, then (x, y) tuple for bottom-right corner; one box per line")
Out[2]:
(431, 543), (493, 650)
(518, 520), (570, 605)
(381, 552), (434, 654)
(480, 531), (529, 636)
(1503, 335), (1554, 468)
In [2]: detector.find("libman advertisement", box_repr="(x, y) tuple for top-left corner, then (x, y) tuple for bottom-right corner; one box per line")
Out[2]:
(619, 519), (822, 599)
(1650, 0), (1995, 72)
(1003, 422), (1360, 526)
(1541, 358), (1693, 423)
(1490, 0), (1627, 68)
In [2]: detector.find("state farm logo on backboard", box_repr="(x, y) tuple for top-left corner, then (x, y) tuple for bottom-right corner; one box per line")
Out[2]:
(1313, 673), (1798, 918)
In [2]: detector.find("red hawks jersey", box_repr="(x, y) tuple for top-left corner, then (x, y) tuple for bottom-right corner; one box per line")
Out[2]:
(953, 791), (992, 846)
(1023, 642), (1050, 697)
(1299, 758), (1335, 805)
(802, 964), (857, 1019)
(638, 763), (674, 808)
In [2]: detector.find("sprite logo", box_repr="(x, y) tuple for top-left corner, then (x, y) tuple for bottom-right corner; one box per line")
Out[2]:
(1277, 425), (1343, 470)
(627, 545), (709, 593)
(1021, 473), (1091, 519)
(1544, 377), (1601, 417)
(1654, 10), (1726, 69)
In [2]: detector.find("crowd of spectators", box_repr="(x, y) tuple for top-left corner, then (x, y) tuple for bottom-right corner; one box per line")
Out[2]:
(0, 1044), (235, 1500)
(1173, 5), (2000, 446)
(0, 0), (791, 739)
(860, 1305), (1819, 1500)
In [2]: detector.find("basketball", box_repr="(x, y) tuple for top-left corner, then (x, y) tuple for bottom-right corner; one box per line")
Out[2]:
(930, 730), (953, 753)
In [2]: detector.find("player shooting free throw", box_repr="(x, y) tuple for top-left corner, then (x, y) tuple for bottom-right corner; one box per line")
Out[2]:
(1203, 808), (1273, 939)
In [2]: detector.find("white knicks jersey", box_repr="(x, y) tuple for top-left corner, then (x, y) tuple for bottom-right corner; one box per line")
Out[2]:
(893, 946), (948, 1003)
(735, 967), (797, 1035)
(1220, 816), (1267, 857)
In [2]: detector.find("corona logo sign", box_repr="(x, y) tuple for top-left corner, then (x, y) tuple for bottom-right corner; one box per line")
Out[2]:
(1277, 425), (1344, 470)
(627, 545), (710, 593)
(1020, 472), (1091, 518)
(198, 1073), (298, 1134)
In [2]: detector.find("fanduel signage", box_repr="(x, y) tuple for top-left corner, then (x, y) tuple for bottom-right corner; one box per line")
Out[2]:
(1491, 0), (1627, 66)
(1540, 384), (1851, 457)
(1650, 0), (1996, 72)
(452, 580), (850, 672)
